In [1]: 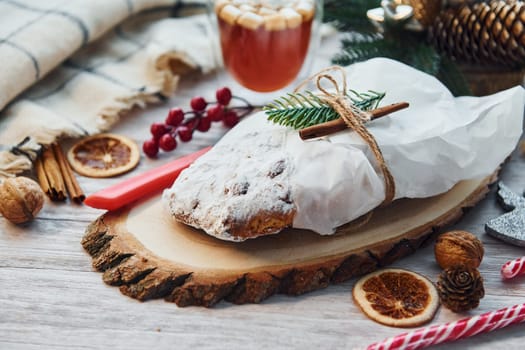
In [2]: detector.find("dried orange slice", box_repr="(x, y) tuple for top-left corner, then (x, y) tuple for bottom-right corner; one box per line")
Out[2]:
(67, 133), (140, 178)
(353, 268), (439, 328)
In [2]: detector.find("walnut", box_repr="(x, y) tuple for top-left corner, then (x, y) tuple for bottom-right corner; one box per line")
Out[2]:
(434, 230), (484, 269)
(0, 177), (45, 224)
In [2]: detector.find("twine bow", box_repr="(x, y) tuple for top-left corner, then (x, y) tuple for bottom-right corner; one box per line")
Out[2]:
(295, 66), (396, 207)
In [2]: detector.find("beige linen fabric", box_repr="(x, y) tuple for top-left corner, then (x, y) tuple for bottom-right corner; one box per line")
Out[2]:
(0, 0), (215, 177)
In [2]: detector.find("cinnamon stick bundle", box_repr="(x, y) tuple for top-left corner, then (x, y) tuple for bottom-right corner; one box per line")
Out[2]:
(36, 143), (84, 202)
(52, 143), (85, 203)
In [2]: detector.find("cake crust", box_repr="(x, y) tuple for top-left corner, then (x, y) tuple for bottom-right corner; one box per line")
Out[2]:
(163, 125), (295, 241)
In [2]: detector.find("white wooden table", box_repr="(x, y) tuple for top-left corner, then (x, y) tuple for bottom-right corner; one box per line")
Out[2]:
(1, 35), (525, 350)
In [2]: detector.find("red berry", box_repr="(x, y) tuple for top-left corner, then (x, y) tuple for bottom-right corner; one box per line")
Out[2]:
(223, 111), (239, 128)
(166, 108), (184, 126)
(196, 117), (212, 132)
(190, 96), (207, 111)
(150, 122), (169, 139)
(216, 87), (232, 105)
(159, 133), (177, 151)
(206, 104), (224, 122)
(143, 139), (159, 158)
(178, 126), (193, 142)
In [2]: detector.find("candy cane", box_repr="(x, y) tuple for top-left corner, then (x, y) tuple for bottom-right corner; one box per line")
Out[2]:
(501, 257), (525, 280)
(367, 303), (525, 350)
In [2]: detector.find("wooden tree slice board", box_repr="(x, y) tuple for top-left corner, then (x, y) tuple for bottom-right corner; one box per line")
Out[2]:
(82, 172), (497, 307)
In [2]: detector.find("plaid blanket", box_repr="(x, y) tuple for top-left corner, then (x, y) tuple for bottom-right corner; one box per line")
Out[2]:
(0, 0), (214, 177)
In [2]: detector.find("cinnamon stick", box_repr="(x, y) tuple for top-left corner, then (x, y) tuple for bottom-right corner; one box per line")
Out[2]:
(35, 157), (51, 197)
(41, 146), (66, 201)
(52, 143), (85, 203)
(299, 102), (409, 140)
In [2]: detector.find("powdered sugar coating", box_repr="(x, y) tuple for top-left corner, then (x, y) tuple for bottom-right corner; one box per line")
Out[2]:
(163, 116), (294, 241)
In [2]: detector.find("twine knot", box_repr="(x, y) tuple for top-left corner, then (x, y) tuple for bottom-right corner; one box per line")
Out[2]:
(295, 66), (396, 208)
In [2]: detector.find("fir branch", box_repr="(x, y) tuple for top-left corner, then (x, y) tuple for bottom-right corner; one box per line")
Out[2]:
(332, 34), (381, 66)
(324, 0), (380, 33)
(333, 31), (441, 76)
(348, 89), (385, 110)
(326, 0), (471, 96)
(264, 90), (385, 129)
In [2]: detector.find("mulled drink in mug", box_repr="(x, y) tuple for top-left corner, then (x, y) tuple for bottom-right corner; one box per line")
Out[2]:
(210, 0), (323, 92)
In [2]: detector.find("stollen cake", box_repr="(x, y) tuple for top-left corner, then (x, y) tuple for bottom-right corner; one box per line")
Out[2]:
(163, 58), (525, 241)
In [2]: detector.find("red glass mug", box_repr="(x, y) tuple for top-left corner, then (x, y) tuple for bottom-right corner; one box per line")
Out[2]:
(210, 0), (323, 92)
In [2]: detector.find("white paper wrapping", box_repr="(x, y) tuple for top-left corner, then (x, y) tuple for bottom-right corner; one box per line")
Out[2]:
(165, 58), (525, 238)
(289, 58), (525, 233)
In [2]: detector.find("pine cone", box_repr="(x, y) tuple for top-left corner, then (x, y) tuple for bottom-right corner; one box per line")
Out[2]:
(437, 265), (485, 312)
(429, 0), (525, 67)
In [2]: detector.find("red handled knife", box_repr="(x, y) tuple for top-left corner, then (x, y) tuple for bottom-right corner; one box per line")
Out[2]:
(84, 146), (211, 211)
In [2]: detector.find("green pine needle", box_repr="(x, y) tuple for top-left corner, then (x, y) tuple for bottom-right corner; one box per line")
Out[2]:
(264, 90), (385, 129)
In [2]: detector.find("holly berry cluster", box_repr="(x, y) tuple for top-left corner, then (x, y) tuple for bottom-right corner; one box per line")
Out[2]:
(143, 87), (254, 158)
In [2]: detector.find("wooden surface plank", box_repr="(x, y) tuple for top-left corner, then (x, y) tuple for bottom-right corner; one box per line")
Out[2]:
(1, 34), (525, 349)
